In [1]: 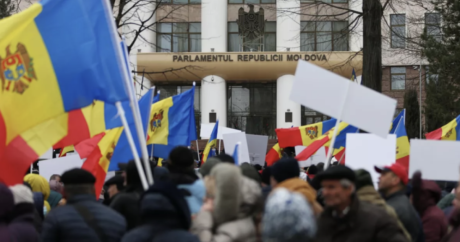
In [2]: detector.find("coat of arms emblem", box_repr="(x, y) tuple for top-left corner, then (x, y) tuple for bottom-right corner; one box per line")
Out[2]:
(306, 126), (318, 140)
(0, 43), (37, 94)
(150, 109), (164, 132)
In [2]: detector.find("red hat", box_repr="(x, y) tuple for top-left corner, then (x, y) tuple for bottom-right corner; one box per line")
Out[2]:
(374, 163), (408, 185)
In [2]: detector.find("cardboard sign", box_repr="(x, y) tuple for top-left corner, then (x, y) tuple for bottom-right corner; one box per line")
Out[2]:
(346, 134), (396, 185)
(290, 60), (397, 138)
(409, 139), (460, 181)
(38, 155), (84, 181)
(200, 123), (242, 139)
(246, 134), (269, 166)
(223, 132), (250, 165)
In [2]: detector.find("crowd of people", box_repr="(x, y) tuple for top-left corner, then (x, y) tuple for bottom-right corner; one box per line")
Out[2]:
(1, 146), (460, 242)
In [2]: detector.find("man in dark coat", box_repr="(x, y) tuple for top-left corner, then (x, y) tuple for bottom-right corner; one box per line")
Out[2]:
(41, 169), (126, 242)
(103, 175), (125, 206)
(121, 181), (200, 242)
(376, 163), (424, 242)
(315, 165), (409, 242)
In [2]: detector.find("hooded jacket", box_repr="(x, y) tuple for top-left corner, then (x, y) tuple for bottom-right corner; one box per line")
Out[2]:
(357, 186), (411, 241)
(412, 172), (447, 242)
(191, 163), (262, 242)
(24, 174), (51, 214)
(121, 181), (199, 242)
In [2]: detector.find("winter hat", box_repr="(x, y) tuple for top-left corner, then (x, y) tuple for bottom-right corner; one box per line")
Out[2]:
(216, 153), (235, 164)
(0, 183), (14, 220)
(271, 158), (300, 183)
(263, 188), (316, 242)
(153, 167), (170, 183)
(168, 146), (195, 169)
(316, 165), (356, 183)
(199, 157), (221, 177)
(61, 169), (96, 185)
(9, 184), (33, 204)
(240, 163), (261, 184)
(354, 169), (374, 190)
(307, 165), (318, 175)
(178, 179), (206, 215)
(261, 167), (271, 185)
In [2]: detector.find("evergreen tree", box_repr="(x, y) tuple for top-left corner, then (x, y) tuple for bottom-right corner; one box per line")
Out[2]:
(0, 0), (15, 20)
(403, 89), (420, 139)
(422, 0), (460, 132)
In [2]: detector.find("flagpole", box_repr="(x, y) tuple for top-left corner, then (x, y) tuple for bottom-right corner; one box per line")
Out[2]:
(116, 102), (149, 190)
(218, 139), (222, 155)
(196, 140), (201, 163)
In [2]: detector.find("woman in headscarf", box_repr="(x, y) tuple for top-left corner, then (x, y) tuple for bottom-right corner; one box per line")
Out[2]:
(24, 174), (51, 216)
(47, 180), (64, 208)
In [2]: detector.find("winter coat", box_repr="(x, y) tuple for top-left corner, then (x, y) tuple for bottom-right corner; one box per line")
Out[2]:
(0, 183), (39, 242)
(191, 163), (262, 242)
(275, 177), (316, 206)
(41, 194), (126, 242)
(178, 179), (206, 216)
(121, 181), (199, 242)
(47, 190), (62, 208)
(110, 184), (143, 231)
(412, 172), (448, 242)
(357, 186), (411, 241)
(315, 195), (409, 242)
(442, 208), (460, 242)
(385, 190), (424, 242)
(438, 194), (455, 210)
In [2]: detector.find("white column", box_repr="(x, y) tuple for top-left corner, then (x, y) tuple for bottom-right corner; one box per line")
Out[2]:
(276, 0), (300, 51)
(201, 0), (227, 52)
(349, 0), (363, 51)
(201, 76), (227, 127)
(277, 75), (301, 128)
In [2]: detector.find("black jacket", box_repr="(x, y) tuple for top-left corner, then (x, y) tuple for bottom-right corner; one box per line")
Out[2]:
(121, 181), (199, 242)
(41, 194), (126, 242)
(385, 190), (425, 242)
(315, 195), (409, 242)
(110, 184), (143, 231)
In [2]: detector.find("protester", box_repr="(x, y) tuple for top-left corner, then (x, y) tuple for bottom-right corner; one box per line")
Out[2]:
(47, 189), (63, 209)
(121, 181), (200, 242)
(262, 188), (316, 242)
(240, 162), (262, 184)
(442, 184), (460, 242)
(49, 174), (61, 183)
(354, 169), (411, 241)
(270, 157), (323, 215)
(199, 157), (221, 177)
(216, 153), (235, 164)
(104, 175), (125, 205)
(412, 171), (448, 242)
(41, 168), (126, 242)
(316, 162), (325, 173)
(24, 174), (51, 216)
(191, 163), (262, 242)
(4, 184), (40, 242)
(315, 165), (409, 242)
(376, 163), (424, 242)
(260, 167), (272, 200)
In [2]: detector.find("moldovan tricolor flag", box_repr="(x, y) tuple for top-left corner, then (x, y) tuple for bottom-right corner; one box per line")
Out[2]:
(265, 143), (283, 166)
(202, 121), (219, 164)
(393, 111), (410, 169)
(0, 0), (129, 185)
(82, 127), (124, 197)
(425, 115), (460, 140)
(275, 119), (336, 148)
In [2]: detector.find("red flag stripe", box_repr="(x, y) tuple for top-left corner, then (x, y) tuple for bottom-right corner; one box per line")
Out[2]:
(425, 127), (442, 140)
(295, 135), (330, 161)
(276, 128), (303, 148)
(53, 110), (91, 149)
(0, 136), (38, 185)
(75, 133), (106, 159)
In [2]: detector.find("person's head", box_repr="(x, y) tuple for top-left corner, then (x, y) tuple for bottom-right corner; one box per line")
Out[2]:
(316, 162), (325, 173)
(104, 175), (124, 199)
(262, 188), (316, 242)
(49, 180), (63, 194)
(270, 158), (300, 187)
(24, 174), (50, 200)
(61, 169), (96, 199)
(316, 165), (356, 210)
(216, 153), (235, 164)
(117, 163), (128, 185)
(240, 163), (261, 184)
(253, 164), (262, 171)
(199, 157), (221, 177)
(9, 184), (34, 205)
(375, 163), (408, 195)
(49, 174), (61, 183)
(354, 169), (374, 191)
(167, 146), (195, 170)
(307, 165), (318, 175)
(261, 167), (271, 187)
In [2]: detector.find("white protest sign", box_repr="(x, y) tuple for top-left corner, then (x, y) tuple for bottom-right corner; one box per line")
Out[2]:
(223, 132), (250, 165)
(246, 134), (268, 166)
(295, 146), (327, 167)
(290, 60), (397, 138)
(346, 134), (396, 185)
(409, 140), (460, 181)
(200, 123), (242, 139)
(38, 155), (84, 181)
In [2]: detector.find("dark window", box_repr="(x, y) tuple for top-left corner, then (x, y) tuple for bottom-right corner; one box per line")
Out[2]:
(300, 0), (347, 3)
(300, 21), (348, 51)
(228, 22), (276, 52)
(161, 0), (201, 4)
(390, 14), (406, 48)
(227, 83), (276, 138)
(391, 67), (406, 90)
(425, 13), (441, 42)
(229, 0), (276, 3)
(301, 106), (329, 125)
(156, 23), (201, 52)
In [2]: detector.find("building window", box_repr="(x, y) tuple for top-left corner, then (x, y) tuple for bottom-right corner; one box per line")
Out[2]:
(229, 0), (276, 3)
(391, 67), (406, 90)
(161, 0), (201, 3)
(227, 83), (276, 138)
(300, 21), (348, 51)
(425, 13), (441, 42)
(425, 66), (439, 84)
(228, 22), (276, 52)
(300, 0), (347, 2)
(156, 23), (201, 52)
(301, 106), (329, 125)
(390, 14), (406, 48)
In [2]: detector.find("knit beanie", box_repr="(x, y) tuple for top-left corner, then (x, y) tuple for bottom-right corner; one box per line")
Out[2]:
(354, 169), (374, 190)
(240, 163), (261, 184)
(168, 146), (195, 169)
(199, 157), (221, 177)
(271, 158), (300, 183)
(9, 184), (34, 204)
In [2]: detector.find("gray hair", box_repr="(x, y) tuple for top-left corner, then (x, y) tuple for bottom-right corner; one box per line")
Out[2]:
(340, 179), (355, 193)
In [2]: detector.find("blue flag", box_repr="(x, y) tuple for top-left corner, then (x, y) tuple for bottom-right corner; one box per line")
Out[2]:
(233, 143), (239, 165)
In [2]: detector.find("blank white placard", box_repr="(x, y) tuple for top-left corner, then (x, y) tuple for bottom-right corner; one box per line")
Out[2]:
(290, 60), (397, 138)
(39, 149), (53, 160)
(410, 139), (460, 181)
(200, 123), (241, 139)
(39, 155), (84, 181)
(346, 134), (396, 184)
(223, 132), (250, 164)
(246, 134), (268, 166)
